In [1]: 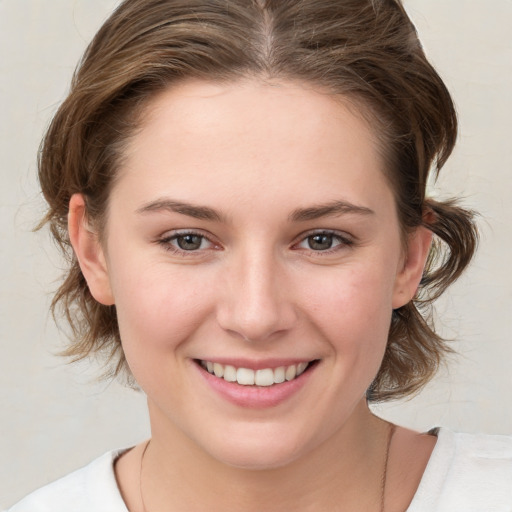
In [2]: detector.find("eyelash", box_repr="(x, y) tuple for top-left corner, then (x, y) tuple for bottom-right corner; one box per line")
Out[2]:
(156, 229), (354, 256)
(292, 230), (354, 255)
(157, 230), (218, 256)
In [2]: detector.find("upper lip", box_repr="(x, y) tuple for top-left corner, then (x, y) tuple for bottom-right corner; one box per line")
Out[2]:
(194, 358), (318, 371)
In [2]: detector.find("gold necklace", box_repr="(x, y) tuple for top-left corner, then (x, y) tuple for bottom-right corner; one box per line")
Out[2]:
(139, 423), (395, 512)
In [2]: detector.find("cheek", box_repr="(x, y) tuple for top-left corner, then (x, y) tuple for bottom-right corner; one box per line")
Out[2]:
(304, 261), (395, 356)
(108, 257), (215, 358)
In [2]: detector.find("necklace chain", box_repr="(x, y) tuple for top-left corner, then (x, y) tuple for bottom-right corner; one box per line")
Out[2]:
(380, 422), (396, 512)
(139, 439), (150, 512)
(139, 423), (395, 512)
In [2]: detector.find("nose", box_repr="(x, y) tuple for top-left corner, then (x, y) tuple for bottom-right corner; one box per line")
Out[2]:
(216, 248), (297, 342)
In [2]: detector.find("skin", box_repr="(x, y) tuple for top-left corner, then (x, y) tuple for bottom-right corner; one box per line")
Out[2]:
(69, 79), (436, 511)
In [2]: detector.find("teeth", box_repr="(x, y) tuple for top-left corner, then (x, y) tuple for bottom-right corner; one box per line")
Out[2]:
(285, 365), (296, 381)
(213, 363), (224, 378)
(255, 368), (274, 387)
(274, 366), (286, 384)
(223, 365), (237, 382)
(200, 360), (312, 386)
(297, 362), (308, 374)
(237, 367), (255, 385)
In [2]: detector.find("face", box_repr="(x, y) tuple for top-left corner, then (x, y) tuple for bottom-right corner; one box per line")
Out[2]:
(73, 79), (429, 469)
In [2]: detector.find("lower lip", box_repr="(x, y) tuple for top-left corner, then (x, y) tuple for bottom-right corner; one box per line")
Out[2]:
(194, 361), (316, 409)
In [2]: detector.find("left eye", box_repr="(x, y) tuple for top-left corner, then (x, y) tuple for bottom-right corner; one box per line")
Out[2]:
(297, 232), (348, 251)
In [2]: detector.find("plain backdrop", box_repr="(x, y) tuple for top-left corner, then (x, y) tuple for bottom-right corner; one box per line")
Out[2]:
(1, 0), (511, 507)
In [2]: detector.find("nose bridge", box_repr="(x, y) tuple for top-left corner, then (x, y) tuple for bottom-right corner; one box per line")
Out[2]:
(218, 241), (295, 341)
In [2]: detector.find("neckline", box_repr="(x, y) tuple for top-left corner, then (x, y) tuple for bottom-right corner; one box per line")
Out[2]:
(109, 428), (450, 512)
(405, 427), (453, 511)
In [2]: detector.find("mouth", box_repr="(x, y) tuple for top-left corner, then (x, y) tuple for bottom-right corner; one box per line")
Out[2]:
(196, 359), (318, 387)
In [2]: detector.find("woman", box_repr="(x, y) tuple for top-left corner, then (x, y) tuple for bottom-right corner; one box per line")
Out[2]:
(8, 0), (512, 510)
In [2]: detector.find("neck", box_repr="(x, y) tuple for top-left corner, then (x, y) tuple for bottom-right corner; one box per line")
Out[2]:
(142, 399), (391, 512)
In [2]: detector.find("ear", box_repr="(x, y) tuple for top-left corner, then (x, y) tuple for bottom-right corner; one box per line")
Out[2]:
(68, 194), (115, 306)
(392, 225), (433, 309)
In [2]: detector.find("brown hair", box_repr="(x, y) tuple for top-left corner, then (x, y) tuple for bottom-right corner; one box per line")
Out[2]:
(39, 0), (478, 400)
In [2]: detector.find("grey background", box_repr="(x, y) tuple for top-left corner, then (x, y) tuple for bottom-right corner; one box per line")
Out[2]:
(1, 0), (511, 507)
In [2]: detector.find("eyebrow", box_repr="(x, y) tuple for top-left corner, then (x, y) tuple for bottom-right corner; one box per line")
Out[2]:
(136, 198), (374, 223)
(136, 199), (224, 222)
(289, 200), (374, 222)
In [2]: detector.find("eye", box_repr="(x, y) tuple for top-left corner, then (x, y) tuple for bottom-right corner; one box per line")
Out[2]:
(174, 233), (206, 251)
(307, 233), (337, 251)
(158, 230), (217, 254)
(295, 230), (353, 253)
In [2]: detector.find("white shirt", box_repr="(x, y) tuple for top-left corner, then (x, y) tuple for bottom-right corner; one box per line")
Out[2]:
(7, 428), (512, 511)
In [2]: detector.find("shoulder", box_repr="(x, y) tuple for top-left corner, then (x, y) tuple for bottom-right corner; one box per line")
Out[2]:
(408, 428), (512, 511)
(434, 427), (512, 477)
(7, 449), (130, 512)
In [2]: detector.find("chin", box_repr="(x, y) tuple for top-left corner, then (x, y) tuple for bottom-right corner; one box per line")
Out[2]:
(215, 445), (301, 471)
(200, 426), (314, 471)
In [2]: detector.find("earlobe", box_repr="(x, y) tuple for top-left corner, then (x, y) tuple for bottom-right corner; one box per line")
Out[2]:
(68, 194), (115, 306)
(392, 226), (433, 309)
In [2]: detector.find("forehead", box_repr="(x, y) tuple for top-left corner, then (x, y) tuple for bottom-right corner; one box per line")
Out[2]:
(132, 78), (379, 157)
(116, 78), (393, 217)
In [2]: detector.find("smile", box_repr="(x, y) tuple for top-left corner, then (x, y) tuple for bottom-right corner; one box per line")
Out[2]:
(198, 360), (313, 386)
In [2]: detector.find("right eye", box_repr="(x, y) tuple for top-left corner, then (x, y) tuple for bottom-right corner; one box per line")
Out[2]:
(173, 233), (207, 251)
(158, 231), (217, 254)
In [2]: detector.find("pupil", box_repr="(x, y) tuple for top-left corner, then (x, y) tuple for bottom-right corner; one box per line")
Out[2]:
(177, 235), (202, 250)
(309, 234), (332, 250)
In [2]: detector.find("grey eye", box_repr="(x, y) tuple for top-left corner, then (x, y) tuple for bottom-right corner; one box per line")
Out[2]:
(307, 234), (334, 251)
(176, 234), (204, 251)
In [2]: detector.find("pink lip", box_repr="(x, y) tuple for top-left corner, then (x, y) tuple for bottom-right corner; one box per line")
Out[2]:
(193, 359), (318, 409)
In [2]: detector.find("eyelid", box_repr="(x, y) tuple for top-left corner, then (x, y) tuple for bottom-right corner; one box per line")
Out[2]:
(157, 228), (221, 254)
(155, 228), (354, 256)
(292, 229), (355, 253)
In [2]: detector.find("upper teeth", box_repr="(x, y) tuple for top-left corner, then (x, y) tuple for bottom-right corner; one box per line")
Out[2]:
(201, 361), (309, 386)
